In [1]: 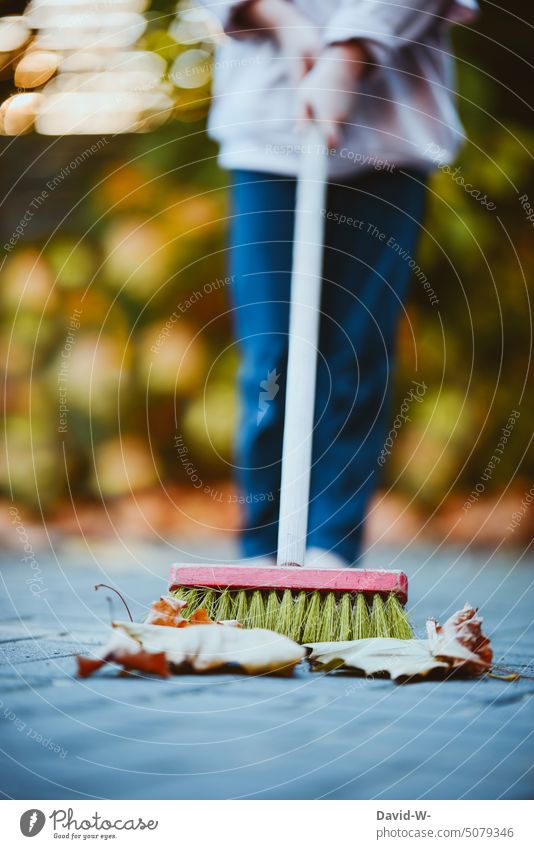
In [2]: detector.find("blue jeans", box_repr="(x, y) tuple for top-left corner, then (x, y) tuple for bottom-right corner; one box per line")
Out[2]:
(229, 167), (426, 564)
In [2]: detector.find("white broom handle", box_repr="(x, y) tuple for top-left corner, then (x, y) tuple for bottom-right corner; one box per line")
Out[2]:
(277, 126), (328, 567)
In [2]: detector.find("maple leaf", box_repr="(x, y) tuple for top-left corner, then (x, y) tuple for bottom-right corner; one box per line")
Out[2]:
(145, 595), (188, 627)
(145, 598), (240, 629)
(77, 620), (304, 678)
(117, 621), (305, 675)
(426, 603), (493, 674)
(306, 638), (449, 680)
(307, 604), (493, 681)
(187, 608), (214, 625)
(76, 629), (170, 678)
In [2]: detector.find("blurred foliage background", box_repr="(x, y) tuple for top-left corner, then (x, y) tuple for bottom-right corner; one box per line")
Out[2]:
(0, 0), (532, 541)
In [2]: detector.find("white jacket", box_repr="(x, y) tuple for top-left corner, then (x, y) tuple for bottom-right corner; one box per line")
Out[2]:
(199, 0), (478, 176)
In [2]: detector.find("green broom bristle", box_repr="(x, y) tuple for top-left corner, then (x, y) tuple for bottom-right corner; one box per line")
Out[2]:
(352, 592), (371, 640)
(214, 589), (233, 622)
(287, 590), (307, 642)
(248, 589), (265, 629)
(301, 591), (321, 643)
(200, 589), (217, 619)
(264, 590), (280, 631)
(179, 588), (199, 613)
(317, 592), (337, 643)
(276, 589), (294, 636)
(370, 594), (389, 638)
(233, 589), (249, 625)
(170, 586), (412, 643)
(338, 593), (352, 641)
(385, 593), (413, 640)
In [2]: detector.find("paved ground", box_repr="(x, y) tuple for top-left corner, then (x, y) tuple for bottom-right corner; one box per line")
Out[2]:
(1, 540), (533, 800)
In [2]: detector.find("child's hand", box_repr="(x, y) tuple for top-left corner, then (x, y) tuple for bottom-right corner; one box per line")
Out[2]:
(296, 43), (370, 147)
(244, 0), (321, 83)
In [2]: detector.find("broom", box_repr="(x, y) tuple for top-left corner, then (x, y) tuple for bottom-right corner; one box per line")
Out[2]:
(169, 126), (411, 643)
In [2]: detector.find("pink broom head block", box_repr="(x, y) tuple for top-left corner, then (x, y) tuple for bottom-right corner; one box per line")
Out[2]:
(168, 565), (408, 605)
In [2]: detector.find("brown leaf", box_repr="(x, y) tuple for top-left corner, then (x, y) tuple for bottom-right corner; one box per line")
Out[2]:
(307, 604), (494, 681)
(145, 597), (223, 628)
(76, 628), (170, 678)
(116, 621), (305, 675)
(426, 603), (492, 674)
(77, 619), (304, 678)
(306, 638), (450, 681)
(111, 650), (170, 677)
(77, 657), (107, 678)
(187, 608), (214, 625)
(145, 595), (187, 627)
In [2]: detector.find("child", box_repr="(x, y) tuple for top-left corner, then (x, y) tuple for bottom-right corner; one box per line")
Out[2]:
(199, 0), (477, 566)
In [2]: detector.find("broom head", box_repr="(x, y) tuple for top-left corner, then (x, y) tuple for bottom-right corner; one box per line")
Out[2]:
(168, 565), (410, 642)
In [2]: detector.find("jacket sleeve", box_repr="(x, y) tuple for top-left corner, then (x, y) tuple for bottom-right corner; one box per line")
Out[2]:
(323, 1), (479, 64)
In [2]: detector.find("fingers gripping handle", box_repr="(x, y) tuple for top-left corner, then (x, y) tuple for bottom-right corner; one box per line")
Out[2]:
(277, 127), (328, 567)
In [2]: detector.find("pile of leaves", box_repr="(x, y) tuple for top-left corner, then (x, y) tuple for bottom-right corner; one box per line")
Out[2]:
(76, 593), (505, 683)
(306, 604), (494, 681)
(77, 595), (306, 677)
(144, 594), (238, 628)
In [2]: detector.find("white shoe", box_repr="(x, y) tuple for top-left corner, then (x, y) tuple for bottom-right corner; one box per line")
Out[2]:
(305, 547), (351, 570)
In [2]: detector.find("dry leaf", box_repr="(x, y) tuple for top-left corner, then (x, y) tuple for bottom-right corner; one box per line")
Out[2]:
(77, 657), (108, 678)
(79, 601), (493, 682)
(187, 608), (214, 625)
(77, 629), (170, 678)
(116, 621), (305, 675)
(426, 603), (492, 674)
(145, 596), (242, 629)
(306, 638), (450, 680)
(145, 594), (187, 627)
(307, 604), (493, 681)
